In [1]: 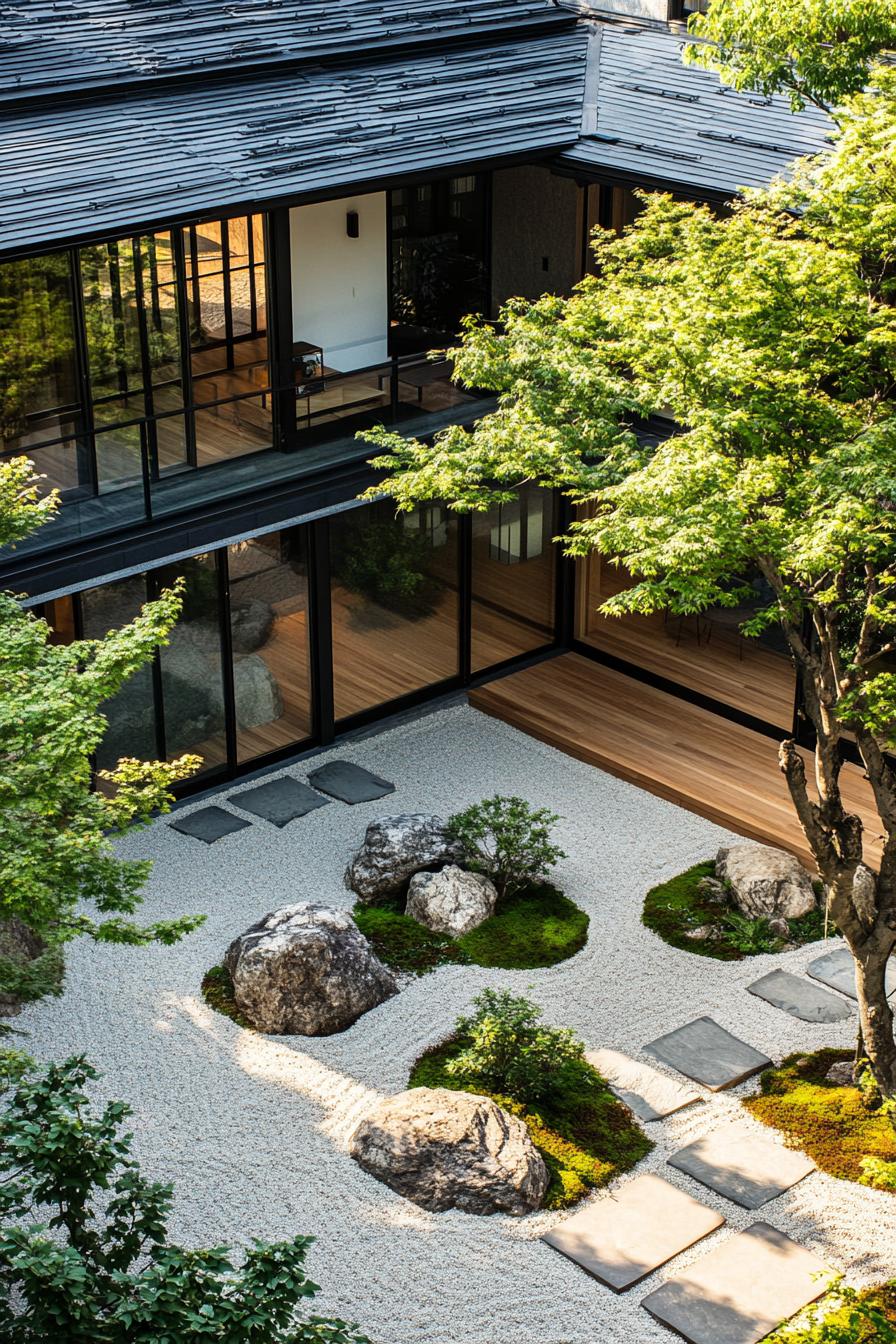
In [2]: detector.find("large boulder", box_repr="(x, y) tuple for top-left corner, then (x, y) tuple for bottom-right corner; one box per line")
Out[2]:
(406, 865), (498, 937)
(349, 1087), (548, 1215)
(230, 599), (275, 655)
(716, 842), (816, 921)
(224, 903), (396, 1035)
(345, 814), (465, 902)
(233, 653), (283, 729)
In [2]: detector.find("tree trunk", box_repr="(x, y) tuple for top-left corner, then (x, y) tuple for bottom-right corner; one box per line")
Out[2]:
(852, 938), (896, 1097)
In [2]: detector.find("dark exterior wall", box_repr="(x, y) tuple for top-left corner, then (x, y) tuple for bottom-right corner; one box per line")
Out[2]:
(490, 165), (581, 315)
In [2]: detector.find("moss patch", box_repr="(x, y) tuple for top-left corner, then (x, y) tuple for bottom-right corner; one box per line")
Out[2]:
(745, 1049), (896, 1189)
(353, 882), (589, 977)
(201, 964), (254, 1029)
(409, 1038), (651, 1210)
(643, 860), (829, 960)
(768, 1280), (896, 1342)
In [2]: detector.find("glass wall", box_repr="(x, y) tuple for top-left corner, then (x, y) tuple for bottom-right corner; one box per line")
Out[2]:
(329, 500), (460, 721)
(228, 529), (312, 762)
(471, 485), (557, 672)
(80, 576), (161, 772)
(575, 551), (797, 729)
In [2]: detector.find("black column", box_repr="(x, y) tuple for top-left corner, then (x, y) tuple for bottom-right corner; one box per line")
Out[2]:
(266, 208), (297, 449)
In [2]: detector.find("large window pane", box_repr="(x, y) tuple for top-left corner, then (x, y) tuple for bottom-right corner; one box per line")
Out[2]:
(576, 551), (797, 729)
(80, 576), (160, 772)
(156, 554), (227, 776)
(0, 252), (79, 456)
(471, 485), (557, 672)
(329, 501), (460, 720)
(228, 529), (312, 763)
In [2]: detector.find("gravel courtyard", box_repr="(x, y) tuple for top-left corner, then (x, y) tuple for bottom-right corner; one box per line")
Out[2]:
(16, 702), (896, 1344)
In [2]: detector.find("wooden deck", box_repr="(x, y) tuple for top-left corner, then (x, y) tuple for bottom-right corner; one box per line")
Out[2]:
(470, 652), (882, 870)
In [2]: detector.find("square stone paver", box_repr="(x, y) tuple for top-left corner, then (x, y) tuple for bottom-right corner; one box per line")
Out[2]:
(667, 1125), (816, 1209)
(641, 1221), (834, 1344)
(644, 1017), (771, 1092)
(306, 761), (395, 804)
(807, 945), (896, 1001)
(586, 1048), (703, 1122)
(168, 806), (251, 844)
(228, 776), (330, 828)
(747, 969), (852, 1024)
(542, 1173), (724, 1293)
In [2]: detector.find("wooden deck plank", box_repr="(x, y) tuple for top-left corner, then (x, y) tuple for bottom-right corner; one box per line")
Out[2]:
(469, 652), (882, 870)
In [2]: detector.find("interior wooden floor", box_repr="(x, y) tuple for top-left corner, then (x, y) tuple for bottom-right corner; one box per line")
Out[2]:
(469, 652), (882, 870)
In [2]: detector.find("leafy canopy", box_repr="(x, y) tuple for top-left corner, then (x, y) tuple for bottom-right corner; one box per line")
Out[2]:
(0, 1055), (370, 1344)
(0, 457), (202, 1001)
(685, 0), (896, 114)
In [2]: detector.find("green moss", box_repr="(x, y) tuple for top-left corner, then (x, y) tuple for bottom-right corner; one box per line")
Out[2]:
(353, 882), (588, 976)
(768, 1280), (896, 1342)
(351, 900), (471, 976)
(643, 860), (831, 960)
(201, 964), (254, 1029)
(745, 1049), (896, 1188)
(409, 1038), (651, 1210)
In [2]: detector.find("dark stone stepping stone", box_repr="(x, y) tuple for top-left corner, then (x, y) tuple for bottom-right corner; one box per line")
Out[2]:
(641, 1221), (834, 1344)
(586, 1048), (702, 1121)
(747, 969), (852, 1024)
(807, 945), (896, 1001)
(644, 1017), (771, 1092)
(228, 777), (330, 828)
(306, 760), (395, 804)
(667, 1125), (815, 1209)
(542, 1173), (724, 1292)
(168, 806), (251, 844)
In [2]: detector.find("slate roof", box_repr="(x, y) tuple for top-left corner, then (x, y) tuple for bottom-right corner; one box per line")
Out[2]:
(559, 23), (832, 197)
(0, 0), (570, 105)
(0, 28), (589, 257)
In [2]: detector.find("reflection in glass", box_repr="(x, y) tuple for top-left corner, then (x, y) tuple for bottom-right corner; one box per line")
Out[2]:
(80, 576), (159, 771)
(228, 529), (312, 762)
(0, 252), (79, 458)
(329, 501), (459, 720)
(471, 485), (557, 671)
(575, 549), (796, 729)
(156, 554), (227, 776)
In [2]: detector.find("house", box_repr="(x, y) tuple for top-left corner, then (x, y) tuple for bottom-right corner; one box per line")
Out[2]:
(0, 0), (831, 795)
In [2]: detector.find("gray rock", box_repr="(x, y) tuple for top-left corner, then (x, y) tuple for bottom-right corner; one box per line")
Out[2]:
(406, 865), (498, 937)
(345, 814), (466, 902)
(825, 1059), (856, 1087)
(684, 923), (722, 942)
(349, 1087), (548, 1215)
(233, 654), (283, 729)
(715, 843), (816, 921)
(224, 903), (396, 1035)
(230, 599), (275, 654)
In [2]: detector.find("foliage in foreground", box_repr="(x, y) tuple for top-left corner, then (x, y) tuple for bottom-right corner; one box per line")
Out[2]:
(410, 992), (650, 1209)
(0, 1055), (371, 1344)
(745, 1050), (896, 1191)
(446, 796), (566, 899)
(0, 457), (203, 1008)
(768, 1281), (896, 1344)
(642, 861), (828, 960)
(351, 882), (588, 976)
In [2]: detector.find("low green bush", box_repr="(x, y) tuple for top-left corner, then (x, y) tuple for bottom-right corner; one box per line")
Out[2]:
(644, 861), (831, 960)
(745, 1049), (896, 1188)
(410, 997), (651, 1211)
(446, 795), (566, 899)
(445, 989), (584, 1103)
(352, 881), (588, 976)
(768, 1281), (896, 1342)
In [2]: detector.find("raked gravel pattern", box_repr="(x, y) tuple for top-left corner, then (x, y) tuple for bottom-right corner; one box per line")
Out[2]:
(15, 703), (896, 1344)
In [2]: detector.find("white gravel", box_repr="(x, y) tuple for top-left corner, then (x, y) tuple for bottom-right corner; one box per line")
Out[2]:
(16, 702), (896, 1343)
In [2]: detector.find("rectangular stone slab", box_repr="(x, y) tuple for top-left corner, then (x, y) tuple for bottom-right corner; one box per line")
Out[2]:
(747, 969), (852, 1024)
(542, 1173), (724, 1292)
(667, 1125), (816, 1209)
(228, 776), (330, 827)
(644, 1017), (771, 1092)
(586, 1048), (702, 1121)
(168, 805), (251, 844)
(641, 1221), (834, 1344)
(807, 946), (896, 1002)
(306, 760), (395, 804)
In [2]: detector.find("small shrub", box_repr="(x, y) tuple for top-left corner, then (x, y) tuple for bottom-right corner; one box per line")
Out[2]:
(721, 911), (783, 955)
(445, 988), (584, 1104)
(745, 1049), (896, 1188)
(446, 795), (566, 898)
(768, 1281), (896, 1342)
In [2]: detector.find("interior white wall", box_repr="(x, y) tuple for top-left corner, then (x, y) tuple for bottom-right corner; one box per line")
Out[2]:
(289, 193), (388, 372)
